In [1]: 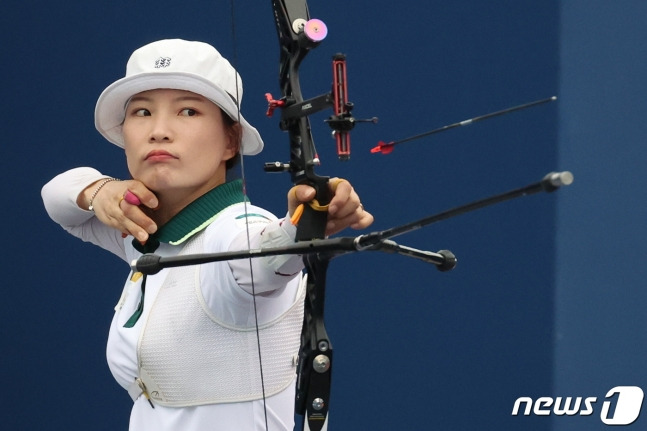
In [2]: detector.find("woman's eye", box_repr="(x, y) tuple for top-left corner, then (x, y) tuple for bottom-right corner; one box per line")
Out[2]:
(133, 108), (150, 117)
(180, 108), (197, 117)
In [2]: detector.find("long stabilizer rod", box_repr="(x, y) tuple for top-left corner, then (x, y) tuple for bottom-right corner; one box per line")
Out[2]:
(355, 171), (573, 247)
(130, 171), (572, 276)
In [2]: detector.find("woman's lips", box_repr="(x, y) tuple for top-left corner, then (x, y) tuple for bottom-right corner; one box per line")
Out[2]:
(145, 150), (176, 162)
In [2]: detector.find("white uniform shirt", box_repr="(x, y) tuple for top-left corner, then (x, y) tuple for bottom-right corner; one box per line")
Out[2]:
(42, 167), (304, 431)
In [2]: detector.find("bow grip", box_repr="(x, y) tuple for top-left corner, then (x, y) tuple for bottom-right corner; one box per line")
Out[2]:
(295, 177), (331, 241)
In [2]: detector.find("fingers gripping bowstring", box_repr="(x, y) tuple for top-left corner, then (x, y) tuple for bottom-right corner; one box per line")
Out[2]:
(228, 1), (270, 430)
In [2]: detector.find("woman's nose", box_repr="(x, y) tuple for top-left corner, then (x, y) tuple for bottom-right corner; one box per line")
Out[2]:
(148, 116), (173, 143)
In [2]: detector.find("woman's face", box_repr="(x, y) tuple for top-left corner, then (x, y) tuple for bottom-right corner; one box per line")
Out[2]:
(122, 89), (238, 204)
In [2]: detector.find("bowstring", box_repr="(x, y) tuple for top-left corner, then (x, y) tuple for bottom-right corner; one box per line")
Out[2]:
(228, 1), (270, 430)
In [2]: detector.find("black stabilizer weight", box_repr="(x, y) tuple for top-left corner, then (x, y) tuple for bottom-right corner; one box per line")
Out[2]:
(134, 253), (163, 275)
(436, 250), (457, 272)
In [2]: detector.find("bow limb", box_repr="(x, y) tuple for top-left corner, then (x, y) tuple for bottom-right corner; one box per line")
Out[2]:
(271, 0), (331, 241)
(270, 1), (334, 430)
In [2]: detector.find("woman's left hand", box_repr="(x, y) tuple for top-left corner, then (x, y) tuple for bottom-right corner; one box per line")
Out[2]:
(288, 178), (374, 237)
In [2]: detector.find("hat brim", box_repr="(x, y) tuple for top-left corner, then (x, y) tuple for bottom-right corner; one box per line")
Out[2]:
(94, 72), (264, 155)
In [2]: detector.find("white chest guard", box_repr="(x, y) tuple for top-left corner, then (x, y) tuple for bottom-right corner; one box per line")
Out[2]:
(137, 232), (305, 407)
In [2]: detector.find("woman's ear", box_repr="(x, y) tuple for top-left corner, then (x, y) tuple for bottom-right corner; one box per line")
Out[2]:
(225, 122), (242, 160)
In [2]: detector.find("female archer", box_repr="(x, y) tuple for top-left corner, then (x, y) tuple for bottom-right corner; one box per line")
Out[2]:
(41, 39), (372, 431)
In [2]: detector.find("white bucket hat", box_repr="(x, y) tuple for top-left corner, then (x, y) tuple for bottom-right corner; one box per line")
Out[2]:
(95, 39), (264, 155)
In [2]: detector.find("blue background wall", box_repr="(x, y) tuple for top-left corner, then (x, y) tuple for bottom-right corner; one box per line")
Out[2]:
(554, 2), (647, 430)
(1, 1), (644, 430)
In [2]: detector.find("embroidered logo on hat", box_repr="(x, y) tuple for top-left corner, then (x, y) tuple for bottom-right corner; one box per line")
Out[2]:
(155, 57), (171, 68)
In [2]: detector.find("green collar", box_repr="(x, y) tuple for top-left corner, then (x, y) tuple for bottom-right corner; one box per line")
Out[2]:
(133, 179), (247, 254)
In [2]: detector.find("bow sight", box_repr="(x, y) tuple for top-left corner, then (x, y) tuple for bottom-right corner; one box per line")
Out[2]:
(264, 17), (375, 166)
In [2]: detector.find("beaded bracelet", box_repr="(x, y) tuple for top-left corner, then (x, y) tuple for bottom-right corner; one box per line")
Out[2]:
(88, 177), (120, 211)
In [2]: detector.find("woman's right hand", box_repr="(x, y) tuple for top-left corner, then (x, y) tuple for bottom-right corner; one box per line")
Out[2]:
(79, 179), (159, 243)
